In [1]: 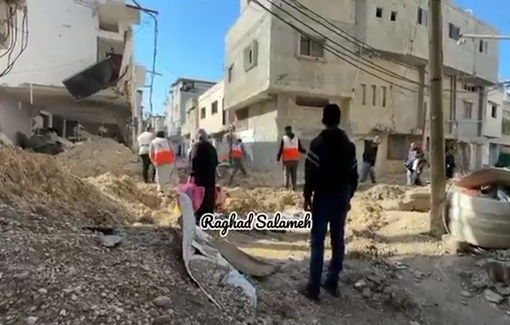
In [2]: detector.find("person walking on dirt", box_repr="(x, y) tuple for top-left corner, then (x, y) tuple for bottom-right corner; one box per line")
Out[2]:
(228, 138), (248, 185)
(359, 136), (380, 184)
(445, 146), (455, 179)
(276, 125), (306, 191)
(405, 143), (419, 185)
(190, 128), (218, 224)
(149, 131), (176, 193)
(138, 126), (155, 183)
(302, 103), (358, 302)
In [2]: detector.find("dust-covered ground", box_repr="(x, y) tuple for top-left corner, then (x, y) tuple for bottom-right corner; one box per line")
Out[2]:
(1, 144), (510, 324)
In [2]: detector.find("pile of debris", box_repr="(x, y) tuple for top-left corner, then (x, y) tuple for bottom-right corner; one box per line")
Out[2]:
(221, 187), (303, 215)
(379, 187), (431, 212)
(87, 173), (180, 225)
(0, 146), (134, 229)
(58, 138), (141, 178)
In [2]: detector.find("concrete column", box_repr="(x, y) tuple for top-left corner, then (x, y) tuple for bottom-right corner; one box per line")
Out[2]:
(417, 66), (425, 130)
(477, 87), (485, 137)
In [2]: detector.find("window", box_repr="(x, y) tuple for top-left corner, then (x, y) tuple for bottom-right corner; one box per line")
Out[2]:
(299, 35), (325, 58)
(234, 107), (249, 130)
(381, 86), (387, 107)
(390, 11), (397, 21)
(235, 107), (249, 120)
(375, 7), (383, 18)
(227, 65), (233, 82)
(491, 104), (498, 118)
(463, 83), (476, 92)
(371, 85), (377, 106)
(211, 101), (218, 115)
(243, 40), (258, 71)
(448, 23), (461, 40)
(484, 41), (488, 53)
(479, 40), (484, 53)
(463, 101), (473, 119)
(360, 84), (366, 105)
(417, 8), (428, 26)
(200, 107), (206, 119)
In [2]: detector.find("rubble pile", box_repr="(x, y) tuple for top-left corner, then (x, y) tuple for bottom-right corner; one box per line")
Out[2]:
(58, 138), (141, 178)
(225, 171), (284, 189)
(88, 173), (181, 226)
(222, 187), (303, 214)
(461, 251), (510, 310)
(252, 258), (419, 324)
(0, 224), (236, 324)
(0, 147), (133, 228)
(361, 184), (409, 201)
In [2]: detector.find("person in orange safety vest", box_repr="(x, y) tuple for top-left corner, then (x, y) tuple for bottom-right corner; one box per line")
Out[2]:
(228, 138), (248, 184)
(276, 125), (306, 191)
(149, 131), (177, 193)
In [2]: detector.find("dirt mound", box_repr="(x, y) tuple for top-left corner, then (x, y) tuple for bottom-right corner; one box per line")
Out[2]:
(0, 147), (133, 228)
(222, 187), (302, 214)
(224, 171), (284, 188)
(361, 184), (409, 201)
(58, 138), (141, 178)
(87, 173), (180, 226)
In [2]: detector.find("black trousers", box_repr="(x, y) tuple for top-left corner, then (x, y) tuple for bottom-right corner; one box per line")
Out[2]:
(140, 154), (154, 183)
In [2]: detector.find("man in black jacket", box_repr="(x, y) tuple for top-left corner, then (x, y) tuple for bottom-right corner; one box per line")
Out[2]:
(302, 104), (358, 302)
(360, 136), (380, 184)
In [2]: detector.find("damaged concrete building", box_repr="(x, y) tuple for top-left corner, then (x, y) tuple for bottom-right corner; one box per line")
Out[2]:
(0, 0), (146, 147)
(224, 0), (499, 174)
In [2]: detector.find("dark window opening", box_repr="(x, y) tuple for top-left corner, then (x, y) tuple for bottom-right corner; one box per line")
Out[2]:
(295, 96), (329, 107)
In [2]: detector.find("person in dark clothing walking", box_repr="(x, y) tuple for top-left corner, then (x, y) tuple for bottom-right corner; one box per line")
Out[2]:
(360, 136), (380, 184)
(190, 129), (218, 225)
(301, 104), (358, 302)
(445, 147), (455, 179)
(277, 125), (307, 191)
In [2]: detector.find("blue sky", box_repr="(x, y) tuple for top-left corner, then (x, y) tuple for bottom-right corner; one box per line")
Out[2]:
(132, 0), (510, 116)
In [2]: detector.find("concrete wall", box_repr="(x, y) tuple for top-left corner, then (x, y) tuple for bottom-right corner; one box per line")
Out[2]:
(235, 98), (279, 172)
(357, 0), (498, 83)
(224, 1), (272, 110)
(0, 0), (133, 87)
(268, 0), (358, 99)
(198, 80), (225, 134)
(484, 88), (507, 138)
(0, 98), (33, 143)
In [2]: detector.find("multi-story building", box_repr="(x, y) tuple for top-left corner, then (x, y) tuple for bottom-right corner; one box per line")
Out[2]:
(225, 0), (499, 173)
(197, 80), (228, 136)
(181, 98), (199, 150)
(166, 78), (216, 136)
(480, 87), (510, 166)
(0, 0), (146, 146)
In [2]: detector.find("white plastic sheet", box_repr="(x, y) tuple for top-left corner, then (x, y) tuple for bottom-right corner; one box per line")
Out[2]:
(178, 193), (257, 309)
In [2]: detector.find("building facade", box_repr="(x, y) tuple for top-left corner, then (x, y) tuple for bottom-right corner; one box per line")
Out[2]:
(481, 87), (510, 166)
(166, 78), (216, 136)
(197, 80), (228, 136)
(225, 0), (499, 174)
(0, 0), (145, 146)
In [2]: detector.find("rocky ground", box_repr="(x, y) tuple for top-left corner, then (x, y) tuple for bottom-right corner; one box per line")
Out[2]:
(2, 140), (510, 324)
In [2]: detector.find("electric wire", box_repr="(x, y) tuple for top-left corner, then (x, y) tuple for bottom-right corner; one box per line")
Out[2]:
(132, 0), (158, 115)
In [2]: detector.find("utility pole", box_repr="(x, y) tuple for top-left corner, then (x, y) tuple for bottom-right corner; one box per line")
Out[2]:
(428, 0), (446, 236)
